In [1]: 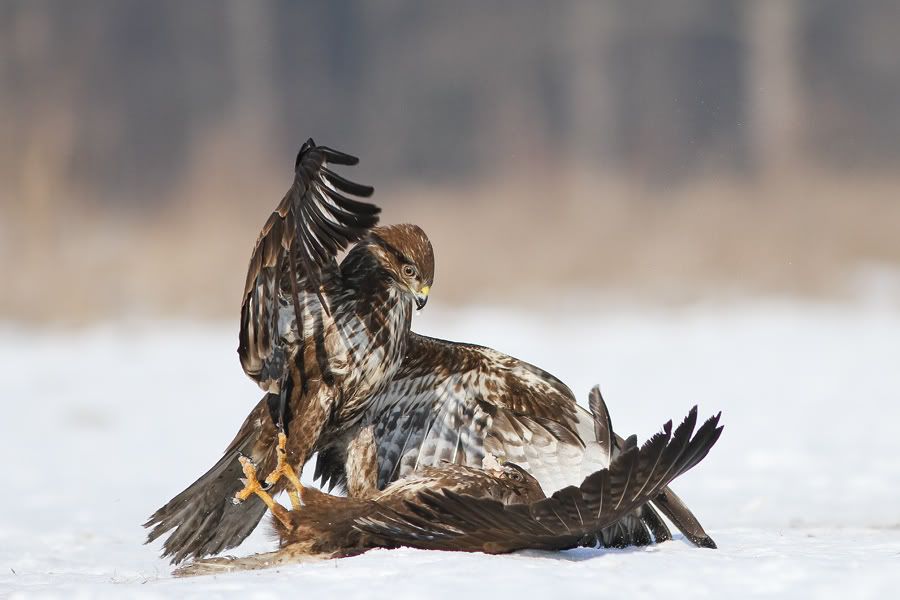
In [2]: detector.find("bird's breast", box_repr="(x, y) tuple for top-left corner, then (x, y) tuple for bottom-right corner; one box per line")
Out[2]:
(332, 292), (413, 419)
(277, 286), (412, 414)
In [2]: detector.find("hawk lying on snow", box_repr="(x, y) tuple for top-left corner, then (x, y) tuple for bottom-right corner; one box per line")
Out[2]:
(146, 140), (718, 565)
(175, 390), (723, 576)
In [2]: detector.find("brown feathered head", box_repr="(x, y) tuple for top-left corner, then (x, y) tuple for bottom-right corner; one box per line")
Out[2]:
(482, 455), (546, 504)
(365, 224), (435, 309)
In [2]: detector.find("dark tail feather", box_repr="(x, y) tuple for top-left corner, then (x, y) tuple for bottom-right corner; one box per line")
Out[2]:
(591, 504), (672, 548)
(650, 487), (717, 548)
(636, 502), (672, 543)
(588, 385), (710, 548)
(596, 514), (652, 548)
(144, 396), (275, 564)
(583, 513), (660, 548)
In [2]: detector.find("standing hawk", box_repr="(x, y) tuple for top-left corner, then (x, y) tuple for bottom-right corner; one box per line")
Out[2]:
(145, 140), (717, 565)
(146, 140), (435, 563)
(174, 391), (723, 576)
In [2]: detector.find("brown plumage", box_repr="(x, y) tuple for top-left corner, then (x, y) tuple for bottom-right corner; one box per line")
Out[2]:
(145, 141), (434, 564)
(174, 398), (723, 576)
(147, 139), (717, 566)
(317, 338), (719, 549)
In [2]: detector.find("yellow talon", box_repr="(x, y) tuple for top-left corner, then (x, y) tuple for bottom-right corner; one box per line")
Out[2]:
(264, 431), (304, 510)
(234, 456), (275, 507)
(233, 456), (293, 529)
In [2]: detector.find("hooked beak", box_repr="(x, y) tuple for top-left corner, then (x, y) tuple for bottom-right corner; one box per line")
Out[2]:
(415, 285), (430, 310)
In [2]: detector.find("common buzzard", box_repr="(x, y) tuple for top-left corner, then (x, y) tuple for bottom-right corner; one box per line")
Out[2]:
(146, 140), (434, 563)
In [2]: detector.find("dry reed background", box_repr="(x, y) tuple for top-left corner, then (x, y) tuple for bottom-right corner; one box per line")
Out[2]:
(5, 165), (900, 323)
(2, 1), (900, 323)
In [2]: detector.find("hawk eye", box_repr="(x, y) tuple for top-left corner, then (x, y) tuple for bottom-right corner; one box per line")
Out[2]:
(402, 264), (417, 278)
(506, 470), (524, 482)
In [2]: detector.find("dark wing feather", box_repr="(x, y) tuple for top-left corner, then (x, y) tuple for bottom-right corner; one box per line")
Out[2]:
(313, 444), (349, 493)
(585, 385), (671, 546)
(589, 386), (615, 463)
(238, 139), (379, 390)
(144, 396), (277, 563)
(356, 409), (723, 553)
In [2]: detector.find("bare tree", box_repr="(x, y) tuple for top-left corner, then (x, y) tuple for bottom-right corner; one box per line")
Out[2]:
(745, 0), (804, 176)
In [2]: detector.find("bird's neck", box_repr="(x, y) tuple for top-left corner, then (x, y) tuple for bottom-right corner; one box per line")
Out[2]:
(339, 247), (414, 339)
(329, 247), (414, 421)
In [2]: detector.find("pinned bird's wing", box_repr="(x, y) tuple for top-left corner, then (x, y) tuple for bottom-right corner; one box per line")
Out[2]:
(239, 139), (379, 391)
(355, 408), (723, 553)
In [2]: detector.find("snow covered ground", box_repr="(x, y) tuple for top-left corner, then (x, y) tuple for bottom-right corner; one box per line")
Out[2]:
(2, 300), (899, 598)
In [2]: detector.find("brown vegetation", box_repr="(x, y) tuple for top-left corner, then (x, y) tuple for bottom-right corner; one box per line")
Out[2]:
(3, 2), (900, 322)
(3, 158), (899, 323)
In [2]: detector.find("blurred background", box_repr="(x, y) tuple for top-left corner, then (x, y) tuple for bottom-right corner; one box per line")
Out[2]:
(4, 4), (900, 593)
(3, 0), (900, 322)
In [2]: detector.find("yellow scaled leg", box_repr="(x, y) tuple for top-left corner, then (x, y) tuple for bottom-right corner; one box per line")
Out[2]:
(263, 431), (304, 510)
(233, 456), (293, 529)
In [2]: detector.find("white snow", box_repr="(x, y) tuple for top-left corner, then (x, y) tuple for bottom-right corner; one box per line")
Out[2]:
(2, 300), (899, 598)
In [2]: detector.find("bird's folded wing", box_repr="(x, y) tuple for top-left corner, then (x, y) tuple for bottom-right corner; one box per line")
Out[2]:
(342, 333), (586, 494)
(355, 408), (723, 553)
(239, 139), (379, 388)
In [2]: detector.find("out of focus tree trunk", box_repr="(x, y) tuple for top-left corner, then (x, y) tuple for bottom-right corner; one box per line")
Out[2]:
(562, 1), (618, 170)
(226, 0), (276, 158)
(745, 0), (804, 176)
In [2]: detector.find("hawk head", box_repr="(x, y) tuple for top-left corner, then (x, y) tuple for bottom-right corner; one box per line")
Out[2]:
(367, 224), (435, 310)
(496, 463), (546, 504)
(482, 454), (546, 504)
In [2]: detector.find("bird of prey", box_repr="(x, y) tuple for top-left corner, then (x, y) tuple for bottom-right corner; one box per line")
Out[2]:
(145, 140), (435, 563)
(174, 392), (723, 576)
(145, 139), (717, 565)
(315, 345), (719, 549)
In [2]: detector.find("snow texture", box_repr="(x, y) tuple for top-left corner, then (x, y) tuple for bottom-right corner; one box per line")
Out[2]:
(2, 300), (899, 598)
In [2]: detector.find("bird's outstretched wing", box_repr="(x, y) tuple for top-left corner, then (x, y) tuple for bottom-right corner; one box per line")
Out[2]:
(239, 139), (379, 391)
(355, 408), (723, 553)
(147, 141), (378, 564)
